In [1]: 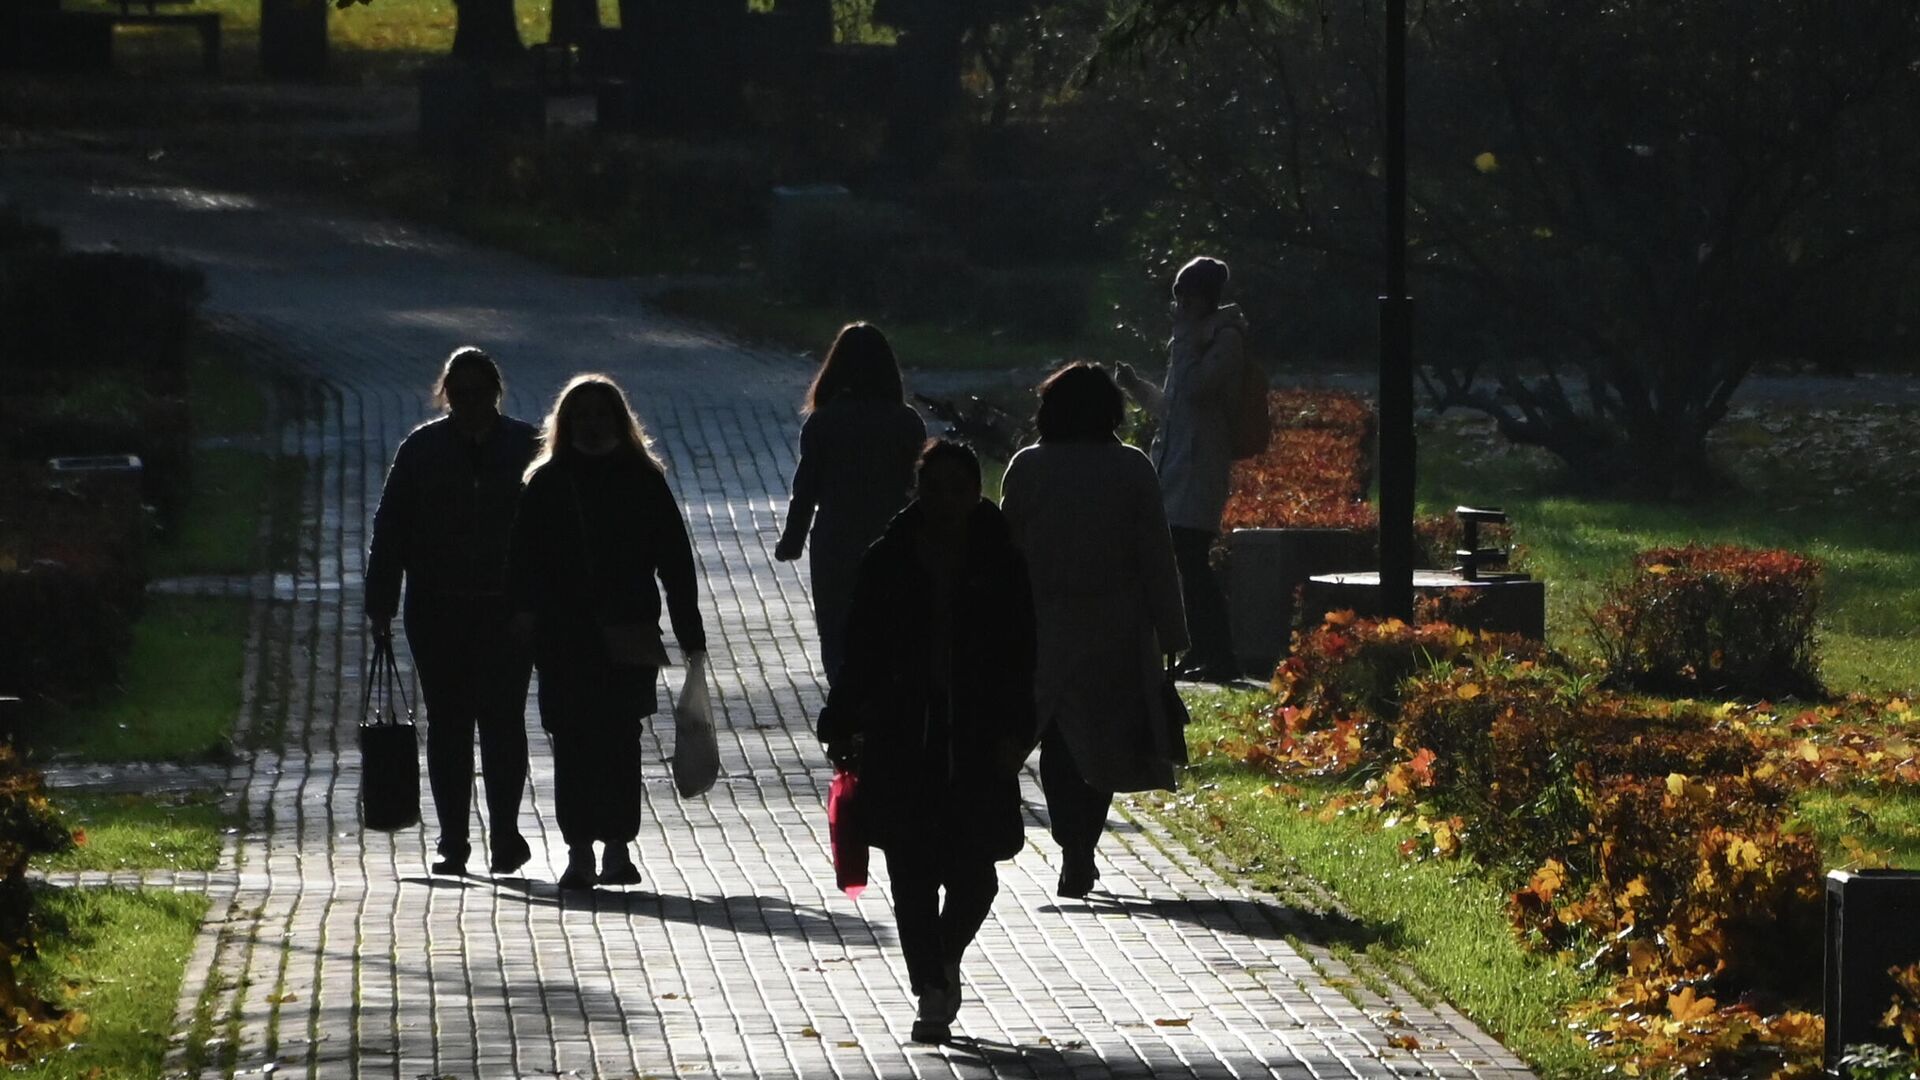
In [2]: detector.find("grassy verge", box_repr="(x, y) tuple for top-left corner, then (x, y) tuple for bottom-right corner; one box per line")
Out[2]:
(22, 596), (250, 762)
(1416, 419), (1920, 696)
(1794, 786), (1920, 870)
(9, 888), (210, 1080)
(34, 790), (227, 874)
(1140, 688), (1609, 1079)
(20, 336), (281, 761)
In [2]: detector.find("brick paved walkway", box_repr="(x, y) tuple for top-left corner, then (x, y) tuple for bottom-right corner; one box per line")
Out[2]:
(5, 151), (1535, 1080)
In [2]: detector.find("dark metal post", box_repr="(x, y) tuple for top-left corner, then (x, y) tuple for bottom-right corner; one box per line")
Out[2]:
(1377, 0), (1415, 620)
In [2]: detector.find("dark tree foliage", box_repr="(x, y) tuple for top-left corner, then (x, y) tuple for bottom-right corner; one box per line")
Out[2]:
(1096, 0), (1920, 495)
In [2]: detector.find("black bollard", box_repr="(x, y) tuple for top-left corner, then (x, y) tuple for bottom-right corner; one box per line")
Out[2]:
(1824, 869), (1920, 1075)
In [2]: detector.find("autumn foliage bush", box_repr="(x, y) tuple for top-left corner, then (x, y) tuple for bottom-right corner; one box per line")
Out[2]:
(0, 742), (77, 1060)
(1216, 610), (1843, 1075)
(1592, 544), (1823, 699)
(1221, 390), (1374, 532)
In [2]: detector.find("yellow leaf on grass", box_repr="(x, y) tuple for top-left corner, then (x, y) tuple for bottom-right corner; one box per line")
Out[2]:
(1646, 563), (1674, 575)
(1667, 987), (1717, 1023)
(1456, 683), (1483, 701)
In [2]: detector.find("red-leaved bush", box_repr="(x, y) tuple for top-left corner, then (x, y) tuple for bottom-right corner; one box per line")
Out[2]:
(1221, 390), (1374, 531)
(1592, 544), (1823, 699)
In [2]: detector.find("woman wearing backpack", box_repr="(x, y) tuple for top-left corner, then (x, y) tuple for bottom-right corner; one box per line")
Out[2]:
(1116, 255), (1249, 684)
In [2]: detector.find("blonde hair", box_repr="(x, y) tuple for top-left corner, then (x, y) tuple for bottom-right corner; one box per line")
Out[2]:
(524, 374), (665, 482)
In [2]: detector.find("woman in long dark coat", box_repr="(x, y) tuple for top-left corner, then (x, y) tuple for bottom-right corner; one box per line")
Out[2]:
(774, 323), (926, 685)
(509, 375), (708, 890)
(818, 439), (1036, 1045)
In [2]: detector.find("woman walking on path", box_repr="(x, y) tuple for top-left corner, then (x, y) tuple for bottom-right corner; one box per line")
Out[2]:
(366, 347), (540, 877)
(774, 323), (926, 685)
(1002, 364), (1189, 899)
(818, 440), (1036, 1045)
(508, 375), (708, 891)
(1116, 255), (1249, 683)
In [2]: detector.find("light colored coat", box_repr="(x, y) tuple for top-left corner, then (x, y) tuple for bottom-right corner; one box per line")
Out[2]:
(1001, 441), (1190, 793)
(1132, 304), (1249, 531)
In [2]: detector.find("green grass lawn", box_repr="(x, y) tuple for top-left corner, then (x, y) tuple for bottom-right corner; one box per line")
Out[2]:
(9, 888), (210, 1080)
(34, 790), (228, 874)
(19, 595), (249, 762)
(1143, 689), (1610, 1080)
(1416, 417), (1920, 696)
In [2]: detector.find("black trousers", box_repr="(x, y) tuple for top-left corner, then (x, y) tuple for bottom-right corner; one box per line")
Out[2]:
(550, 719), (644, 848)
(884, 846), (999, 996)
(1039, 728), (1114, 857)
(404, 594), (533, 862)
(1171, 526), (1235, 671)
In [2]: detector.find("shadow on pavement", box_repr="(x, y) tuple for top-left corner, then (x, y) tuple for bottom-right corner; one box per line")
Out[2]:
(1042, 893), (1401, 951)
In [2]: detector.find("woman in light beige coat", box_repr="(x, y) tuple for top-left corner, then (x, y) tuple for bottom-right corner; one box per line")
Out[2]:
(1001, 363), (1190, 899)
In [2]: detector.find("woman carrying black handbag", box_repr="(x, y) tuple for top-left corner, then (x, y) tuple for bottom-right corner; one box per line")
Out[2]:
(508, 374), (708, 891)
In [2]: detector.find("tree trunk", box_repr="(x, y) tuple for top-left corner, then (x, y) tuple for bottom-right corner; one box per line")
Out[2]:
(452, 0), (523, 63)
(259, 0), (326, 80)
(549, 0), (599, 46)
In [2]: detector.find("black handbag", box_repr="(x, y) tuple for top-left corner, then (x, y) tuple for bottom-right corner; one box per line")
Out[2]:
(358, 636), (421, 831)
(1159, 656), (1192, 766)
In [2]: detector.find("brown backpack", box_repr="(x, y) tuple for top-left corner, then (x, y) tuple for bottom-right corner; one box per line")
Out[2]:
(1229, 339), (1271, 460)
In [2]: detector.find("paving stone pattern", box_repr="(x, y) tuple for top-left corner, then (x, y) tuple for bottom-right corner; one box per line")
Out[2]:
(7, 153), (1536, 1080)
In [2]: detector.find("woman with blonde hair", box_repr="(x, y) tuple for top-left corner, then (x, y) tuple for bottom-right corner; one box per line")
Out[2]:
(508, 375), (708, 890)
(775, 322), (926, 685)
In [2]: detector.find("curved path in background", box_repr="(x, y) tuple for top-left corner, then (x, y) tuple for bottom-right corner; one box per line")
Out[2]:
(3, 150), (1533, 1080)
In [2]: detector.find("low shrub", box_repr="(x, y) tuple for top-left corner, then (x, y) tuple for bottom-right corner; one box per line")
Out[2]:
(1592, 544), (1823, 699)
(1261, 613), (1545, 766)
(0, 250), (205, 396)
(0, 742), (77, 1058)
(1222, 390), (1374, 532)
(0, 564), (131, 713)
(767, 197), (940, 307)
(973, 266), (1091, 340)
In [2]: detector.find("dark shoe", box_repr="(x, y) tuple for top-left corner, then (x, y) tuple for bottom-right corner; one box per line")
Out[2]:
(489, 834), (532, 875)
(599, 847), (642, 887)
(911, 989), (953, 1044)
(1056, 850), (1097, 899)
(557, 849), (597, 891)
(431, 855), (467, 876)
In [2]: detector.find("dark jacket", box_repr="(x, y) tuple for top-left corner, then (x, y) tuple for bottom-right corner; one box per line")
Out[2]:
(366, 415), (541, 618)
(818, 499), (1037, 860)
(507, 450), (707, 722)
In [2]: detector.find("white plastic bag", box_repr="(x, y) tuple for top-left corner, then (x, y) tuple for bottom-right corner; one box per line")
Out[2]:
(671, 651), (720, 798)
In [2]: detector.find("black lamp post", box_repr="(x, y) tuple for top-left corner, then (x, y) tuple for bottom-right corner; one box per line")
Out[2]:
(1377, 0), (1415, 620)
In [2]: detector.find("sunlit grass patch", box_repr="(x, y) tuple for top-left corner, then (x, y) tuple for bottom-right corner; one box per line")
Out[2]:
(35, 790), (228, 874)
(9, 888), (209, 1080)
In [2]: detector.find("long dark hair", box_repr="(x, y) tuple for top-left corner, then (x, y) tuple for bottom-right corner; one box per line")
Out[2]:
(802, 322), (904, 416)
(524, 374), (665, 481)
(1034, 362), (1124, 443)
(431, 345), (503, 410)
